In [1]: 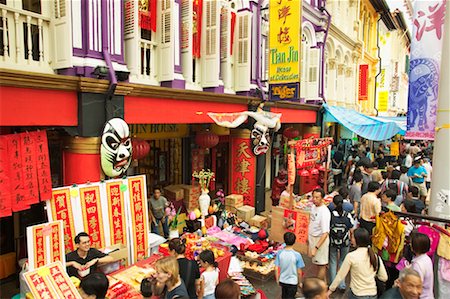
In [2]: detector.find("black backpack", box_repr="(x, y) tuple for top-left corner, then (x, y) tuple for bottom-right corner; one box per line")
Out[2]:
(330, 211), (351, 248)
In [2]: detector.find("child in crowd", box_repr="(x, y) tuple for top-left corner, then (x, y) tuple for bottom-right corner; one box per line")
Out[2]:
(411, 233), (434, 299)
(199, 250), (219, 299)
(382, 189), (401, 212)
(275, 232), (305, 299)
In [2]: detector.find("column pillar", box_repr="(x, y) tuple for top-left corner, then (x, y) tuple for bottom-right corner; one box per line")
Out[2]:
(63, 137), (103, 185)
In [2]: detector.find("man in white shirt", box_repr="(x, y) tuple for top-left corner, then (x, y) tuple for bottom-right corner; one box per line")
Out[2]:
(308, 188), (331, 282)
(404, 149), (413, 168)
(422, 158), (432, 190)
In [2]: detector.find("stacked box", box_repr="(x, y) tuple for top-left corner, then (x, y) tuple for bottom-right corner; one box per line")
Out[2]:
(180, 184), (201, 211)
(225, 194), (244, 207)
(163, 185), (184, 201)
(249, 215), (268, 228)
(237, 205), (255, 222)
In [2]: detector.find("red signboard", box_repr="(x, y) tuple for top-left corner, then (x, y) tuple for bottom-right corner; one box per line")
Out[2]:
(106, 182), (127, 246)
(358, 64), (369, 100)
(80, 186), (105, 249)
(128, 176), (149, 262)
(230, 136), (256, 206)
(50, 188), (76, 252)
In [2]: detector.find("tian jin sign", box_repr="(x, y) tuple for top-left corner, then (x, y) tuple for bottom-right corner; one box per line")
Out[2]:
(269, 0), (301, 101)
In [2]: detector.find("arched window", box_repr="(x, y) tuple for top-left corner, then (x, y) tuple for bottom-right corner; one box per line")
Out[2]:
(301, 29), (312, 97)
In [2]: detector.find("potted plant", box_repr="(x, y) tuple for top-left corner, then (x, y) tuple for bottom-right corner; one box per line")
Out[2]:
(192, 169), (215, 216)
(166, 203), (183, 239)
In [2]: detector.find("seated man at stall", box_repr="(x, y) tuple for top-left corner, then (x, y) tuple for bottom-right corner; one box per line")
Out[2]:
(66, 232), (114, 278)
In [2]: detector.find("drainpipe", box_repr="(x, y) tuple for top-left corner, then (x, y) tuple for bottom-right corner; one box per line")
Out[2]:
(373, 15), (382, 116)
(256, 0), (266, 101)
(101, 0), (117, 100)
(319, 1), (332, 101)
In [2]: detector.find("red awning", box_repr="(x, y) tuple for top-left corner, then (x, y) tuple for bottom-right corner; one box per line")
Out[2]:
(270, 107), (317, 124)
(0, 86), (78, 126)
(125, 96), (248, 124)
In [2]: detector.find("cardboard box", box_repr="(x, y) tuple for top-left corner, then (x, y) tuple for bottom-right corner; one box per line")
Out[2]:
(99, 243), (128, 273)
(249, 215), (268, 228)
(237, 205), (255, 222)
(225, 194), (244, 207)
(180, 184), (201, 211)
(184, 197), (199, 211)
(164, 185), (184, 201)
(225, 205), (238, 214)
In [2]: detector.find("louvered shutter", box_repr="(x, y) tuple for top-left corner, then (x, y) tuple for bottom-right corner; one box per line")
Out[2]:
(234, 11), (251, 92)
(201, 0), (220, 87)
(159, 0), (175, 81)
(181, 0), (193, 82)
(51, 0), (72, 69)
(306, 48), (320, 98)
(220, 1), (232, 89)
(124, 0), (140, 76)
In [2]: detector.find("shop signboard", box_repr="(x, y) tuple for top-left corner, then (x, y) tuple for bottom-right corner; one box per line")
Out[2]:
(377, 91), (389, 112)
(406, 0), (447, 140)
(269, 0), (301, 101)
(129, 124), (189, 140)
(230, 136), (256, 206)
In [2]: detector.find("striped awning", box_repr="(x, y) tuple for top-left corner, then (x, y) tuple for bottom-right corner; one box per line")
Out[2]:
(322, 104), (403, 141)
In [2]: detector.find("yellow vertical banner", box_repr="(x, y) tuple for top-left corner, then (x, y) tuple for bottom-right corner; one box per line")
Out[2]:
(378, 91), (389, 112)
(269, 0), (301, 101)
(390, 142), (399, 157)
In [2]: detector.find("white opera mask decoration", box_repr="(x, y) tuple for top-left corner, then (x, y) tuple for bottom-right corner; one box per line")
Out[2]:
(208, 106), (281, 155)
(100, 118), (132, 178)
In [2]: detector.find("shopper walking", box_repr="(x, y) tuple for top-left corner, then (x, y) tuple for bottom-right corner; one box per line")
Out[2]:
(411, 233), (434, 299)
(359, 182), (381, 237)
(408, 158), (428, 201)
(199, 250), (219, 299)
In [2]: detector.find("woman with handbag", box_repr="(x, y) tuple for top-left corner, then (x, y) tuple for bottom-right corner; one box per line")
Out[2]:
(328, 228), (388, 299)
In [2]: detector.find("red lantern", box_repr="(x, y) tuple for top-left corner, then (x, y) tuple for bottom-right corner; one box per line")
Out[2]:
(283, 127), (300, 139)
(132, 138), (150, 160)
(300, 169), (310, 177)
(195, 131), (219, 148)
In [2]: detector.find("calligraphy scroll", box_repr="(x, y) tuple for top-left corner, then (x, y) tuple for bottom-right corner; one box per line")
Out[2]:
(34, 131), (52, 201)
(128, 175), (149, 263)
(287, 153), (295, 185)
(26, 220), (65, 270)
(21, 132), (39, 206)
(229, 134), (256, 206)
(295, 211), (309, 244)
(7, 134), (28, 211)
(0, 136), (12, 217)
(193, 0), (203, 58)
(48, 188), (76, 252)
(24, 262), (82, 299)
(79, 185), (105, 249)
(106, 181), (127, 246)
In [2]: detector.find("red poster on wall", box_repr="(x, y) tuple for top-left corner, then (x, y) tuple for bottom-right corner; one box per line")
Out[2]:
(21, 132), (39, 206)
(193, 0), (203, 58)
(358, 64), (369, 100)
(230, 137), (256, 206)
(0, 136), (12, 217)
(34, 131), (52, 201)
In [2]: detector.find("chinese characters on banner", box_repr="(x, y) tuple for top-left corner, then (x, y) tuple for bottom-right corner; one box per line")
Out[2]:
(193, 0), (203, 58)
(295, 138), (333, 169)
(128, 176), (149, 263)
(287, 153), (296, 185)
(138, 0), (157, 32)
(269, 0), (301, 101)
(230, 137), (256, 206)
(0, 131), (52, 217)
(295, 211), (309, 244)
(49, 188), (76, 252)
(358, 64), (369, 100)
(24, 262), (82, 299)
(406, 0), (447, 140)
(106, 181), (127, 246)
(79, 186), (105, 249)
(26, 221), (65, 270)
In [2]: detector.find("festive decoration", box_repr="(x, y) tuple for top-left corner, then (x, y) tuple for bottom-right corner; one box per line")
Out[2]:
(310, 168), (319, 175)
(101, 118), (132, 178)
(208, 104), (282, 155)
(295, 137), (333, 169)
(271, 170), (287, 206)
(195, 131), (219, 148)
(192, 169), (215, 191)
(230, 135), (256, 206)
(132, 138), (150, 160)
(283, 127), (299, 139)
(300, 169), (310, 177)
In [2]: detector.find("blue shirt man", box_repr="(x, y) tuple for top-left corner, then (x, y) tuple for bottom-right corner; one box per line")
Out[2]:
(407, 163), (427, 184)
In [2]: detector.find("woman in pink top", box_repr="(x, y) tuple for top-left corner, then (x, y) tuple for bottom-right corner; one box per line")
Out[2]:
(411, 233), (434, 299)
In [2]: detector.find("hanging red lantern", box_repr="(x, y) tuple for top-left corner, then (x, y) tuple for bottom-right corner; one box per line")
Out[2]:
(195, 131), (219, 148)
(300, 169), (310, 177)
(132, 138), (150, 160)
(283, 127), (300, 139)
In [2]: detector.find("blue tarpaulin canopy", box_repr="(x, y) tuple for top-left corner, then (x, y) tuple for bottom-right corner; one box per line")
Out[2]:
(322, 104), (404, 141)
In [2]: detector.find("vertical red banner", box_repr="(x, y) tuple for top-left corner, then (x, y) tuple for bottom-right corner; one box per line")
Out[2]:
(7, 134), (28, 211)
(50, 188), (76, 252)
(295, 212), (309, 245)
(191, 149), (205, 173)
(128, 176), (149, 262)
(33, 227), (46, 268)
(21, 132), (39, 206)
(79, 186), (105, 249)
(50, 223), (62, 263)
(25, 272), (57, 298)
(48, 263), (81, 298)
(34, 131), (52, 201)
(230, 136), (256, 206)
(0, 136), (12, 217)
(193, 0), (203, 58)
(358, 64), (369, 100)
(106, 182), (127, 246)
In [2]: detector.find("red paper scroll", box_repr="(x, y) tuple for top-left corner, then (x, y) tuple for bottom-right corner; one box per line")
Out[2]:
(295, 212), (309, 244)
(21, 132), (39, 206)
(34, 131), (52, 201)
(193, 0), (203, 58)
(230, 12), (236, 55)
(50, 188), (76, 252)
(359, 64), (369, 100)
(287, 153), (295, 185)
(25, 271), (57, 299)
(106, 181), (127, 246)
(230, 137), (256, 206)
(33, 227), (46, 268)
(7, 134), (28, 211)
(80, 186), (105, 249)
(128, 176), (149, 263)
(0, 136), (12, 217)
(49, 222), (62, 263)
(48, 263), (81, 298)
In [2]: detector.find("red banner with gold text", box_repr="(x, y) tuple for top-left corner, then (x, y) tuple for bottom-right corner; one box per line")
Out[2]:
(128, 176), (149, 263)
(34, 131), (52, 201)
(50, 188), (76, 252)
(106, 181), (127, 246)
(230, 136), (256, 206)
(79, 186), (105, 249)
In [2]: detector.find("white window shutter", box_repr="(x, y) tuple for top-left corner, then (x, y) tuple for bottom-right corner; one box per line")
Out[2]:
(201, 0), (220, 88)
(158, 0), (175, 81)
(181, 0), (193, 82)
(307, 48), (320, 98)
(234, 11), (251, 92)
(124, 0), (140, 76)
(220, 1), (233, 89)
(51, 0), (72, 69)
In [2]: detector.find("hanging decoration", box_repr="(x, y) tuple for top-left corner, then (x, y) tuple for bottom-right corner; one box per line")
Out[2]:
(100, 118), (132, 178)
(138, 0), (156, 32)
(294, 137), (333, 169)
(208, 105), (282, 156)
(132, 138), (150, 160)
(193, 0), (203, 58)
(283, 127), (300, 139)
(195, 131), (219, 148)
